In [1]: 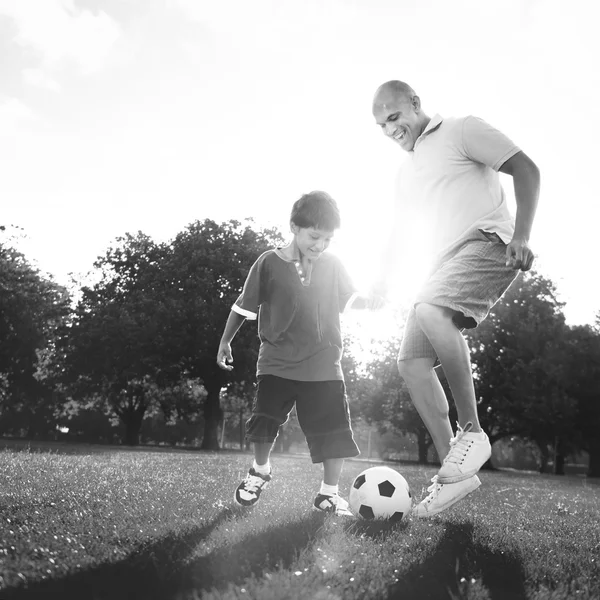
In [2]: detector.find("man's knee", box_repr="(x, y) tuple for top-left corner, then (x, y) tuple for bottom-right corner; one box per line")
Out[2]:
(397, 357), (436, 385)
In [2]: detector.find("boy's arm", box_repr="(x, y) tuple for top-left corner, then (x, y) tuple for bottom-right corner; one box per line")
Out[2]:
(499, 150), (540, 271)
(349, 293), (386, 310)
(216, 310), (247, 371)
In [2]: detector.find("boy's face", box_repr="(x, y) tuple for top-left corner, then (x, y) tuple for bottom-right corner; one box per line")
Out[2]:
(291, 225), (334, 260)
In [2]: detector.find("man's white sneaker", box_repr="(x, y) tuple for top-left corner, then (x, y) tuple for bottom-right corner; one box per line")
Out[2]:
(313, 493), (353, 516)
(413, 474), (481, 518)
(436, 422), (491, 484)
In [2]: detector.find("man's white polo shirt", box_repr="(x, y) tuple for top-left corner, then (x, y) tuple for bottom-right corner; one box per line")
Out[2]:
(396, 114), (521, 257)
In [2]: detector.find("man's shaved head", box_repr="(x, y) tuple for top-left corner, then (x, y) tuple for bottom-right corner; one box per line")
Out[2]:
(373, 80), (416, 109)
(372, 80), (429, 152)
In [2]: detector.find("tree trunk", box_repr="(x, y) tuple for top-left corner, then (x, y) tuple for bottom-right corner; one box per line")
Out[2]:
(554, 453), (565, 475)
(201, 384), (223, 450)
(198, 356), (229, 450)
(587, 439), (600, 478)
(117, 394), (147, 446)
(553, 437), (565, 475)
(124, 418), (142, 446)
(417, 431), (429, 464)
(239, 408), (245, 450)
(538, 442), (550, 474)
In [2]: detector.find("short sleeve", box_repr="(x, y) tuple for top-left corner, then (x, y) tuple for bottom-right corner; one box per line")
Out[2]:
(337, 258), (358, 313)
(461, 116), (521, 171)
(232, 254), (266, 320)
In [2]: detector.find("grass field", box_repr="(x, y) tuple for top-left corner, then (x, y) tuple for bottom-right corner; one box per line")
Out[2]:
(1, 442), (599, 600)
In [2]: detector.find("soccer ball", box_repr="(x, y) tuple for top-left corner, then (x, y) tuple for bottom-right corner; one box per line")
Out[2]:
(349, 466), (412, 522)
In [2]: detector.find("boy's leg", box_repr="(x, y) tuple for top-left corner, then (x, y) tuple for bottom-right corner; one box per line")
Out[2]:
(235, 376), (294, 507)
(296, 381), (358, 515)
(323, 457), (344, 486)
(254, 442), (273, 467)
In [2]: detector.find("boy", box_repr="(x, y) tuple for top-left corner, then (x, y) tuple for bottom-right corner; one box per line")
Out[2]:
(216, 191), (382, 515)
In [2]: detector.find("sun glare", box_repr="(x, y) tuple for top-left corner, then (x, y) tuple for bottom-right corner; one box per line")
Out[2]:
(335, 225), (434, 363)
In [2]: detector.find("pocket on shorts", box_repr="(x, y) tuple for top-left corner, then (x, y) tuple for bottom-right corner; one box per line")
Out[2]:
(477, 229), (504, 244)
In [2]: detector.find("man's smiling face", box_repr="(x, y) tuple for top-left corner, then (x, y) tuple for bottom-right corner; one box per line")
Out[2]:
(372, 92), (423, 152)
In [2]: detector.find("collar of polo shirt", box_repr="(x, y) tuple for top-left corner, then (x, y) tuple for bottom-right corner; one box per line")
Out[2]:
(413, 113), (444, 150)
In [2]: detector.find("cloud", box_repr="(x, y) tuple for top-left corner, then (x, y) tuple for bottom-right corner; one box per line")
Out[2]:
(0, 0), (121, 75)
(0, 97), (38, 159)
(22, 68), (62, 92)
(0, 96), (37, 127)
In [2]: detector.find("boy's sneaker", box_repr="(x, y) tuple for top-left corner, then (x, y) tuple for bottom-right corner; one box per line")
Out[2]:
(234, 467), (272, 507)
(436, 422), (492, 484)
(313, 493), (353, 516)
(413, 474), (481, 518)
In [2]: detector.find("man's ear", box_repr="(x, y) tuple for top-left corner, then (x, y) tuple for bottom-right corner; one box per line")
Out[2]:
(412, 95), (421, 112)
(290, 222), (299, 234)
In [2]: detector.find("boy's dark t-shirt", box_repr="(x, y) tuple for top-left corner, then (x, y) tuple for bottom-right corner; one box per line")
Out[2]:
(232, 249), (357, 381)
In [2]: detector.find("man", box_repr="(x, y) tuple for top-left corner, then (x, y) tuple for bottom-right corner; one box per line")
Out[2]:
(372, 80), (540, 517)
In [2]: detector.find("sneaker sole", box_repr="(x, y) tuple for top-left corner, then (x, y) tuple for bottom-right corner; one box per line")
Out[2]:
(311, 505), (354, 516)
(414, 476), (481, 518)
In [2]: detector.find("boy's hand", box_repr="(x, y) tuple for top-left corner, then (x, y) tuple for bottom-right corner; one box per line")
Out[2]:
(366, 293), (386, 310)
(370, 279), (389, 300)
(352, 293), (386, 310)
(506, 238), (534, 271)
(216, 342), (234, 371)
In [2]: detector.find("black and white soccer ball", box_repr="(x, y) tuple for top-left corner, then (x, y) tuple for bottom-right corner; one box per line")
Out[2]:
(349, 466), (412, 522)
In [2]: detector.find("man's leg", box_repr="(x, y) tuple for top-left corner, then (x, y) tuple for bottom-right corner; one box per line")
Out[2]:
(413, 302), (481, 432)
(397, 357), (453, 463)
(413, 302), (491, 485)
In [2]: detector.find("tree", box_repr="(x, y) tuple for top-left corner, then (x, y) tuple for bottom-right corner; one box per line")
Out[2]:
(359, 337), (439, 464)
(563, 322), (600, 477)
(0, 227), (71, 437)
(60, 220), (282, 448)
(467, 271), (577, 473)
(164, 219), (283, 450)
(59, 232), (172, 445)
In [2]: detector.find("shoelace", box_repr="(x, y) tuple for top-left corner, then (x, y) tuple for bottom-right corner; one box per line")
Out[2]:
(318, 494), (349, 511)
(423, 475), (442, 503)
(330, 495), (349, 510)
(243, 473), (267, 493)
(443, 422), (474, 465)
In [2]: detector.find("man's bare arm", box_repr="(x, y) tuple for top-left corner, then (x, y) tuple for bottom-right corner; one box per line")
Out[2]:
(499, 150), (541, 271)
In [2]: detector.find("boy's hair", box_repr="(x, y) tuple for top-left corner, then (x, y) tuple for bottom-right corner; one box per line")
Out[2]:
(290, 191), (341, 231)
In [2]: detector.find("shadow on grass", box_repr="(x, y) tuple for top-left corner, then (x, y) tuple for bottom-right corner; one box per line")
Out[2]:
(2, 508), (327, 600)
(387, 521), (527, 600)
(344, 517), (411, 541)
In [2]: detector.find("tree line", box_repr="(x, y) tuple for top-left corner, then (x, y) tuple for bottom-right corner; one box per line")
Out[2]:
(1, 221), (599, 476)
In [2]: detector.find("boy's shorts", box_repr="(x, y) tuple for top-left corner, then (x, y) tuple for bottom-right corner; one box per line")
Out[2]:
(244, 375), (360, 464)
(398, 228), (520, 363)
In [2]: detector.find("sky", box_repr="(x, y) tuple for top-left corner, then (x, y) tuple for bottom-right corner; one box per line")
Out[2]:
(1, 0), (599, 325)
